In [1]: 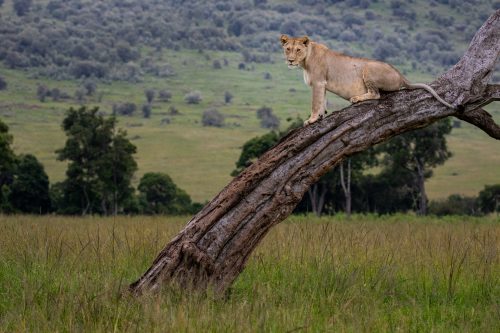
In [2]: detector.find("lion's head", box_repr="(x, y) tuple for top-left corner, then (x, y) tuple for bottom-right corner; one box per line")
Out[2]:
(280, 34), (310, 69)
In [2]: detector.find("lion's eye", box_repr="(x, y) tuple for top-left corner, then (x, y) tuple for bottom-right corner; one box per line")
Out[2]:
(297, 49), (301, 53)
(286, 47), (291, 51)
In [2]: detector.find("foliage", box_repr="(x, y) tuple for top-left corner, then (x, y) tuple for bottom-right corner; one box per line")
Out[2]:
(0, 120), (16, 212)
(0, 0), (490, 80)
(256, 106), (280, 130)
(158, 89), (172, 102)
(13, 0), (32, 16)
(224, 91), (233, 104)
(142, 104), (152, 118)
(184, 91), (202, 104)
(55, 106), (137, 215)
(144, 89), (155, 103)
(138, 172), (194, 215)
(428, 194), (479, 216)
(231, 131), (279, 176)
(202, 108), (225, 127)
(9, 154), (51, 214)
(113, 103), (137, 116)
(477, 184), (500, 214)
(0, 76), (6, 90)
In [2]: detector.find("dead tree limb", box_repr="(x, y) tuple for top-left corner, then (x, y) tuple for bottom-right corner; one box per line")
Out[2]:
(130, 11), (500, 295)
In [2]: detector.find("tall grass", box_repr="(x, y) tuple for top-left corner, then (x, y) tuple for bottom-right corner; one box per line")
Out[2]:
(0, 214), (498, 332)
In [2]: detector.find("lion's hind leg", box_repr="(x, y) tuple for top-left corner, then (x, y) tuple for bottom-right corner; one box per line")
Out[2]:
(349, 67), (381, 104)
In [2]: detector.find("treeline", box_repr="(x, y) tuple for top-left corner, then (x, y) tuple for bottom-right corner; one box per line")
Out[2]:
(1, 0), (498, 81)
(0, 107), (201, 215)
(232, 118), (500, 216)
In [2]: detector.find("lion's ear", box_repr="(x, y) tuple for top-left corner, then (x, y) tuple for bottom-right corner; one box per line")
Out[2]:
(300, 36), (310, 46)
(280, 34), (289, 46)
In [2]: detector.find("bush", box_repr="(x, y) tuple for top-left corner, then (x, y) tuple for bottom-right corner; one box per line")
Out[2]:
(158, 89), (172, 102)
(202, 108), (225, 127)
(142, 104), (152, 118)
(144, 89), (155, 103)
(0, 76), (7, 90)
(13, 0), (32, 16)
(477, 184), (500, 214)
(256, 106), (280, 130)
(168, 106), (179, 115)
(113, 103), (137, 116)
(37, 84), (48, 102)
(184, 91), (202, 104)
(138, 172), (194, 214)
(224, 91), (233, 104)
(429, 194), (480, 216)
(74, 89), (86, 103)
(213, 60), (222, 69)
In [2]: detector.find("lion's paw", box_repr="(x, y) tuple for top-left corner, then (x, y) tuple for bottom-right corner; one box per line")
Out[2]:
(349, 96), (360, 103)
(303, 117), (319, 126)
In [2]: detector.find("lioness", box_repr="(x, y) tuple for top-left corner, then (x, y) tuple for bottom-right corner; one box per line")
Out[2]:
(280, 34), (455, 125)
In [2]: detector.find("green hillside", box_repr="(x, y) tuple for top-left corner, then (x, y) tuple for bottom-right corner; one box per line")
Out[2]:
(0, 0), (499, 203)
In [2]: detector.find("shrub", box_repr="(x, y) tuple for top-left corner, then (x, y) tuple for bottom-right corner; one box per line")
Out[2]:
(138, 172), (194, 214)
(263, 72), (272, 80)
(144, 89), (155, 103)
(202, 108), (225, 127)
(0, 76), (7, 90)
(184, 91), (202, 104)
(477, 184), (500, 214)
(168, 106), (179, 115)
(213, 60), (222, 69)
(429, 194), (480, 216)
(82, 79), (97, 96)
(256, 106), (280, 130)
(74, 88), (86, 103)
(113, 103), (137, 116)
(142, 104), (152, 118)
(158, 89), (172, 102)
(13, 0), (32, 16)
(224, 91), (233, 104)
(37, 84), (48, 102)
(51, 88), (60, 101)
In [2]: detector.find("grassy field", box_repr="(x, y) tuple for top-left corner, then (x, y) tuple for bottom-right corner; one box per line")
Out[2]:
(0, 214), (499, 332)
(0, 49), (499, 202)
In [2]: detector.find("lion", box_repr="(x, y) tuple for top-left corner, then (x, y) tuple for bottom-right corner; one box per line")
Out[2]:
(280, 34), (455, 126)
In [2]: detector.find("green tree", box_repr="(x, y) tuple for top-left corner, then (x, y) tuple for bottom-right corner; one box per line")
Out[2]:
(231, 131), (280, 176)
(138, 172), (193, 214)
(378, 119), (452, 215)
(10, 154), (51, 214)
(55, 106), (137, 215)
(13, 0), (32, 16)
(477, 184), (500, 214)
(0, 120), (16, 212)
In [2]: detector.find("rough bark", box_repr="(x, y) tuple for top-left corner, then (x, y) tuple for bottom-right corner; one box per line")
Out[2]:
(130, 11), (500, 296)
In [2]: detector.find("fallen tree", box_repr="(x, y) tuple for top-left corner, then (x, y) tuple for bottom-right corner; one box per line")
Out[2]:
(130, 11), (500, 295)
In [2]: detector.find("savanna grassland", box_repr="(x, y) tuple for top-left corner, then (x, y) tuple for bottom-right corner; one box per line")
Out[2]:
(1, 50), (499, 203)
(0, 215), (498, 332)
(0, 0), (499, 203)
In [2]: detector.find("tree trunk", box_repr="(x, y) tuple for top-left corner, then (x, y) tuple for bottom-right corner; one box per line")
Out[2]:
(415, 157), (427, 216)
(130, 12), (500, 296)
(307, 182), (327, 216)
(339, 159), (352, 217)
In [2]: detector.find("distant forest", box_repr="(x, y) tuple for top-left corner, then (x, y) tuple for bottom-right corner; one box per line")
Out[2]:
(1, 0), (498, 81)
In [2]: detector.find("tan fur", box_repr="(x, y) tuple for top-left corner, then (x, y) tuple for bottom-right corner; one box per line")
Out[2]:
(280, 34), (454, 126)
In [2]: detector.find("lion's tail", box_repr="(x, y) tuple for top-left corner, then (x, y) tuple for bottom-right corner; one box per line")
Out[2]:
(404, 82), (455, 109)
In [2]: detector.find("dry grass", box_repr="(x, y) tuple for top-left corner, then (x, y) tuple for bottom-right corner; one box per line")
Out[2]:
(0, 214), (498, 332)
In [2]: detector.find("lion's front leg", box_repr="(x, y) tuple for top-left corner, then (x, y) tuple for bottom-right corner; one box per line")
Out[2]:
(304, 83), (326, 126)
